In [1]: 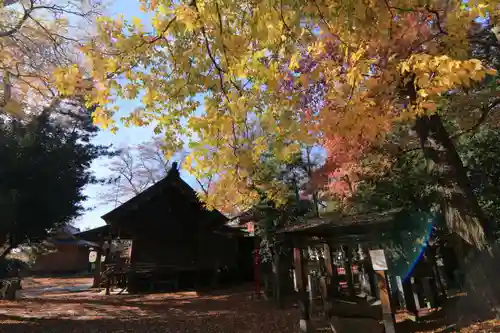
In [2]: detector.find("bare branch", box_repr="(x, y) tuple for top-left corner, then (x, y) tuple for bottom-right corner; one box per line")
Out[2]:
(99, 138), (177, 205)
(0, 0), (35, 38)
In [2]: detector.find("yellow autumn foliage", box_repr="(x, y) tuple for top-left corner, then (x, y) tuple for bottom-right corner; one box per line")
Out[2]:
(0, 0), (101, 114)
(56, 0), (498, 211)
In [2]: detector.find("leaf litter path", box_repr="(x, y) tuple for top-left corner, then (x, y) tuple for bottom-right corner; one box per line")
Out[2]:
(0, 277), (302, 333)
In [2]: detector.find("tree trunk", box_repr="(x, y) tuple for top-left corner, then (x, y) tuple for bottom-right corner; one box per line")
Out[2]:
(415, 113), (500, 318)
(414, 113), (493, 248)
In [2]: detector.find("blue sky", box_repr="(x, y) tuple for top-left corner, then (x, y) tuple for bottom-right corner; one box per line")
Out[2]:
(76, 2), (198, 230)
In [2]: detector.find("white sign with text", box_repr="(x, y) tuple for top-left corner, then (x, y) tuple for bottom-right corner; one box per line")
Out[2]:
(369, 249), (388, 271)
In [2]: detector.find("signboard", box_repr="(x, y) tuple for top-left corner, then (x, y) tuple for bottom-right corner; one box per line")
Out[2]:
(369, 249), (388, 271)
(88, 251), (97, 263)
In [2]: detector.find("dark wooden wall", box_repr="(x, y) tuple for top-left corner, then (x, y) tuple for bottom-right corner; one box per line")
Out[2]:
(123, 190), (239, 270)
(32, 244), (89, 274)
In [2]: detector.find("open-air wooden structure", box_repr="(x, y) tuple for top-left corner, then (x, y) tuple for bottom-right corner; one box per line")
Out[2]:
(278, 209), (447, 333)
(78, 164), (254, 293)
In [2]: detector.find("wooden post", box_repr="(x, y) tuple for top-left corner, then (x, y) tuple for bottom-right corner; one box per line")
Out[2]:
(92, 233), (104, 288)
(369, 249), (396, 333)
(365, 251), (378, 299)
(308, 273), (314, 317)
(274, 248), (283, 307)
(253, 236), (261, 299)
(412, 277), (425, 309)
(359, 246), (375, 297)
(402, 277), (419, 320)
(105, 233), (112, 296)
(318, 276), (329, 318)
(323, 243), (339, 298)
(395, 276), (405, 310)
(426, 246), (446, 303)
(376, 270), (396, 333)
(343, 246), (356, 297)
(294, 247), (314, 333)
(127, 235), (136, 293)
(411, 277), (422, 312)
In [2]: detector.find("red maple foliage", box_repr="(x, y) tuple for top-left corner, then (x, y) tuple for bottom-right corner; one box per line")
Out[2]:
(280, 12), (436, 199)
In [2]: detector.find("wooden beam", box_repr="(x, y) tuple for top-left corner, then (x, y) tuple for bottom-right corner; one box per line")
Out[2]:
(294, 247), (314, 332)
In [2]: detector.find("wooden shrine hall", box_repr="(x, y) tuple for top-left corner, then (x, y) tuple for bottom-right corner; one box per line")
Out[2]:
(277, 209), (448, 333)
(78, 163), (254, 293)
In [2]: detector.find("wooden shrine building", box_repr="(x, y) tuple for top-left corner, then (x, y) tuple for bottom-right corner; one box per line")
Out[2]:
(78, 163), (253, 293)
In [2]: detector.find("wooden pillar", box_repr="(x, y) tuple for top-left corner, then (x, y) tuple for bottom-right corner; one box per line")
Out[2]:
(253, 236), (261, 299)
(376, 270), (396, 333)
(323, 243), (339, 298)
(105, 232), (112, 296)
(273, 247), (283, 307)
(395, 276), (405, 310)
(359, 246), (375, 297)
(432, 259), (447, 300)
(343, 246), (356, 297)
(401, 277), (419, 320)
(368, 249), (396, 333)
(317, 247), (327, 309)
(365, 253), (378, 299)
(294, 246), (313, 332)
(318, 275), (329, 318)
(92, 233), (104, 288)
(413, 277), (426, 307)
(127, 236), (137, 293)
(307, 273), (314, 317)
(426, 246), (447, 303)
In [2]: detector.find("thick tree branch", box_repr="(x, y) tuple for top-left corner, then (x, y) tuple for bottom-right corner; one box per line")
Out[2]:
(0, 245), (14, 260)
(0, 0), (34, 37)
(451, 98), (500, 139)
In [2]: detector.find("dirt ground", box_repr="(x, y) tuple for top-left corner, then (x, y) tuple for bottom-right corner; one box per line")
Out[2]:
(0, 277), (303, 333)
(0, 277), (499, 332)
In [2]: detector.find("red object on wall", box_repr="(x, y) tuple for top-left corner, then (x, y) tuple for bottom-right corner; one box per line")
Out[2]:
(247, 222), (255, 235)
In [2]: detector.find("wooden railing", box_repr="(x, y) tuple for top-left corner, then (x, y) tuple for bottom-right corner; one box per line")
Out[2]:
(100, 261), (205, 292)
(104, 261), (204, 274)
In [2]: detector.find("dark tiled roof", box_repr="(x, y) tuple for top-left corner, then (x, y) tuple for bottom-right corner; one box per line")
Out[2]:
(276, 208), (404, 235)
(101, 167), (227, 225)
(75, 225), (110, 241)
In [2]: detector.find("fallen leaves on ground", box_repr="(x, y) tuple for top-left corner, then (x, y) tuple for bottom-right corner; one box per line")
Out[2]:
(1, 278), (499, 332)
(0, 278), (300, 333)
